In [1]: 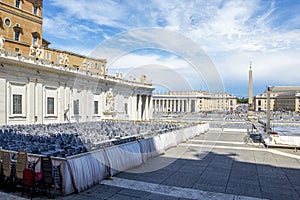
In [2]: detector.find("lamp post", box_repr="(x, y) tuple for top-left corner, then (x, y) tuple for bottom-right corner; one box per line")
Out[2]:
(266, 86), (271, 134)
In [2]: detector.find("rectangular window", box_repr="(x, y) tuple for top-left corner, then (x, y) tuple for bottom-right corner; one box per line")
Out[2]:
(15, 48), (19, 53)
(33, 6), (38, 15)
(47, 97), (54, 115)
(13, 94), (22, 114)
(33, 37), (38, 45)
(258, 100), (261, 106)
(73, 99), (79, 115)
(46, 52), (51, 60)
(94, 101), (99, 114)
(14, 32), (20, 41)
(57, 54), (62, 62)
(15, 0), (21, 8)
(124, 103), (128, 115)
(95, 63), (99, 69)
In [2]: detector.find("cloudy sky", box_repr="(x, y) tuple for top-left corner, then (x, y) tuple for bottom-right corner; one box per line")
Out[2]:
(43, 0), (300, 97)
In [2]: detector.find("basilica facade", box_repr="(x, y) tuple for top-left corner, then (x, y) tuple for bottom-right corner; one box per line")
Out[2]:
(0, 0), (153, 125)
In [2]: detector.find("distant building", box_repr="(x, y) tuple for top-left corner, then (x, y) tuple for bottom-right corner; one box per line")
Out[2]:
(0, 0), (153, 125)
(153, 91), (236, 113)
(254, 91), (300, 112)
(254, 92), (277, 111)
(274, 93), (300, 112)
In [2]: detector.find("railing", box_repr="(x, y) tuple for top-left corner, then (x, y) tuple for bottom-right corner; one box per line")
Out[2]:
(0, 50), (153, 87)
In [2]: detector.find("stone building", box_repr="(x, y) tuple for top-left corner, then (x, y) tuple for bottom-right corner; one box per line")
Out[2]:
(0, 0), (107, 75)
(254, 92), (277, 111)
(254, 91), (300, 112)
(0, 0), (153, 125)
(153, 91), (236, 113)
(274, 93), (300, 112)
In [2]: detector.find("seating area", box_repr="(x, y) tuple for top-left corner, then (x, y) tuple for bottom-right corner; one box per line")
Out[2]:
(0, 121), (187, 158)
(0, 121), (209, 196)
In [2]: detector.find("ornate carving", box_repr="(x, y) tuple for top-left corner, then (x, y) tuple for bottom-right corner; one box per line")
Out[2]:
(29, 44), (35, 57)
(105, 88), (114, 112)
(36, 45), (42, 58)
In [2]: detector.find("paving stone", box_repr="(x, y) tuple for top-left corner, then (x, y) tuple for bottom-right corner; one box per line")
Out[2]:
(117, 188), (151, 198)
(162, 177), (197, 188)
(145, 193), (180, 200)
(108, 194), (140, 200)
(196, 177), (228, 187)
(227, 178), (260, 187)
(226, 186), (262, 199)
(192, 183), (226, 193)
(262, 190), (300, 200)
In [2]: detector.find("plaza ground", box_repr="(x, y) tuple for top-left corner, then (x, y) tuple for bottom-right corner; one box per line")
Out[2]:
(2, 128), (300, 199)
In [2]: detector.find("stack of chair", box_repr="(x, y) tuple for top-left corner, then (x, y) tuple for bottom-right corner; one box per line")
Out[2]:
(2, 151), (13, 190)
(41, 156), (54, 196)
(21, 168), (42, 199)
(16, 151), (28, 181)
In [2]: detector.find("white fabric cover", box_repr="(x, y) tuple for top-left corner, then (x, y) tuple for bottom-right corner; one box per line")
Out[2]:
(151, 135), (165, 157)
(67, 150), (109, 192)
(38, 123), (210, 195)
(105, 141), (143, 176)
(56, 159), (74, 195)
(174, 129), (186, 144)
(183, 127), (192, 140)
(160, 132), (177, 150)
(139, 138), (153, 163)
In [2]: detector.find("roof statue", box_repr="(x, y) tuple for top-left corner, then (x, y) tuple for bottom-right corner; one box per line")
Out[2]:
(0, 35), (5, 50)
(36, 45), (42, 58)
(105, 88), (114, 112)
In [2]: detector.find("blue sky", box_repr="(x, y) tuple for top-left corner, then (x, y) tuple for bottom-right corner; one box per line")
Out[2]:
(43, 0), (300, 97)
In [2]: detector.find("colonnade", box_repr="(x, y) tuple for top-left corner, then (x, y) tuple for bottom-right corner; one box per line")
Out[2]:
(153, 98), (194, 113)
(137, 94), (153, 120)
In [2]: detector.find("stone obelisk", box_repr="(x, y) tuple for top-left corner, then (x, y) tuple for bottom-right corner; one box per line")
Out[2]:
(248, 61), (254, 113)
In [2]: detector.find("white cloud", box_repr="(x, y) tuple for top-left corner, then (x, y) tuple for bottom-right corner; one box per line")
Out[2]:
(44, 0), (300, 95)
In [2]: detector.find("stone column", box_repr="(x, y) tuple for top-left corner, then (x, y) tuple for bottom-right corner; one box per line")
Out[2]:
(179, 99), (182, 112)
(166, 100), (169, 112)
(58, 82), (65, 123)
(0, 76), (7, 125)
(35, 80), (43, 124)
(145, 95), (149, 120)
(87, 88), (93, 122)
(160, 99), (163, 112)
(149, 95), (153, 119)
(64, 86), (71, 123)
(27, 78), (36, 124)
(100, 89), (105, 118)
(128, 95), (132, 117)
(138, 94), (142, 120)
